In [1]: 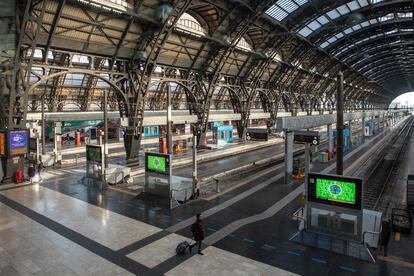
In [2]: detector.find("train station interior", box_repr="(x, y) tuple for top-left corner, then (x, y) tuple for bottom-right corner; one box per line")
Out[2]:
(1, 0), (414, 275)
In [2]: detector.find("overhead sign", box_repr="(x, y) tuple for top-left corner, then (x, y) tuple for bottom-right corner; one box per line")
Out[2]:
(0, 131), (5, 156)
(145, 152), (171, 175)
(8, 130), (29, 156)
(294, 131), (319, 145)
(308, 173), (362, 210)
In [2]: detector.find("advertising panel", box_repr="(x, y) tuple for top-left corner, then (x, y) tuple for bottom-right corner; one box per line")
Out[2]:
(308, 173), (362, 210)
(0, 131), (5, 156)
(8, 130), (29, 156)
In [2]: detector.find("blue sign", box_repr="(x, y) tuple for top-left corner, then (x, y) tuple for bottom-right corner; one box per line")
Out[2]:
(9, 130), (28, 155)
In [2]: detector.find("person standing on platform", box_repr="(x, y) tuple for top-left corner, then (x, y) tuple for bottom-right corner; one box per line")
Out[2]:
(189, 213), (205, 255)
(37, 159), (44, 182)
(28, 163), (35, 183)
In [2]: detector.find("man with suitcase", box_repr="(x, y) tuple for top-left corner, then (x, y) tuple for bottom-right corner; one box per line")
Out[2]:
(189, 213), (205, 255)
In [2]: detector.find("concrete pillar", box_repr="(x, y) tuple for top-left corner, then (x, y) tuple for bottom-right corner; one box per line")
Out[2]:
(327, 124), (333, 155)
(361, 117), (366, 144)
(284, 131), (293, 184)
(372, 116), (375, 135)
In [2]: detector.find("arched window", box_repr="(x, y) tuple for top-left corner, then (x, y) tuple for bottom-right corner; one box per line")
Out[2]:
(176, 13), (207, 37)
(236, 37), (253, 52)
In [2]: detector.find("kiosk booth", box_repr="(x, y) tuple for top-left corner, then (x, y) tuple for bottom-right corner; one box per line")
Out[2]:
(364, 121), (374, 137)
(292, 173), (383, 262)
(212, 125), (234, 145)
(332, 129), (350, 152)
(144, 152), (193, 208)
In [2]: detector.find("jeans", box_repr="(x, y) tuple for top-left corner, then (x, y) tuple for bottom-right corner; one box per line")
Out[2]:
(190, 240), (202, 253)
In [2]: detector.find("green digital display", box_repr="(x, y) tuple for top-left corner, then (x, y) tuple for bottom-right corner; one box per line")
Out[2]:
(316, 178), (356, 205)
(308, 173), (362, 210)
(147, 155), (166, 173)
(145, 152), (170, 175)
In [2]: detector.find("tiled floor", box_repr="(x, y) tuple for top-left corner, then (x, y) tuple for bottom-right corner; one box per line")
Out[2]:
(0, 202), (132, 276)
(165, 246), (298, 276)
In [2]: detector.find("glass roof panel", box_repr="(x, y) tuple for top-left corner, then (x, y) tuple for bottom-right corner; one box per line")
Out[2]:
(347, 1), (360, 11)
(298, 26), (313, 37)
(327, 9), (340, 19)
(266, 0), (308, 21)
(336, 5), (350, 15)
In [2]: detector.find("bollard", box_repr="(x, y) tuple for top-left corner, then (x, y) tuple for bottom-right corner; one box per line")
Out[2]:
(213, 177), (220, 193)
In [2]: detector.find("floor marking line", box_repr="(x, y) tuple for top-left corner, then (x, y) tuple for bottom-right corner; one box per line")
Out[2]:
(287, 251), (301, 257)
(165, 172), (285, 233)
(339, 265), (357, 273)
(311, 257), (327, 265)
(243, 238), (256, 244)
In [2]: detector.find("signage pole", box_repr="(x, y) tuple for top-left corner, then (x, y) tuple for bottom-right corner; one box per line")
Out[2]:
(167, 84), (172, 155)
(336, 71), (344, 175)
(304, 143), (310, 196)
(192, 134), (197, 196)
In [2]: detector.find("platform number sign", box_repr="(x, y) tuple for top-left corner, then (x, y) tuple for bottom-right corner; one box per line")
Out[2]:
(294, 131), (319, 145)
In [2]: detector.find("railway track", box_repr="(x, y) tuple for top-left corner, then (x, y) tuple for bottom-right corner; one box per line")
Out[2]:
(361, 116), (414, 212)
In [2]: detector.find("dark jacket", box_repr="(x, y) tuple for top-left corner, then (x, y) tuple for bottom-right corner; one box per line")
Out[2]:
(380, 221), (391, 246)
(28, 166), (36, 177)
(191, 222), (205, 241)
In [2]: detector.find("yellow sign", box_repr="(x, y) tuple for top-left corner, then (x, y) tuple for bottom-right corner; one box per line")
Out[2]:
(0, 132), (5, 156)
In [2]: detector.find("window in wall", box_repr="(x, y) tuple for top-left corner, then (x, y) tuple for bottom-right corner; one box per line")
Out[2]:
(176, 13), (207, 37)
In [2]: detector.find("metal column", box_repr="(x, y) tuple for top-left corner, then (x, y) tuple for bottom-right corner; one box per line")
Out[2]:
(41, 96), (46, 155)
(104, 90), (108, 169)
(336, 72), (344, 175)
(348, 120), (352, 148)
(284, 131), (293, 183)
(361, 117), (366, 144)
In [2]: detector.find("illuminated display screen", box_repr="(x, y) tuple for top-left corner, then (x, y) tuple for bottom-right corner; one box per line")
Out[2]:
(308, 173), (362, 210)
(316, 178), (356, 205)
(0, 132), (5, 156)
(86, 145), (102, 163)
(145, 153), (170, 175)
(9, 130), (29, 156)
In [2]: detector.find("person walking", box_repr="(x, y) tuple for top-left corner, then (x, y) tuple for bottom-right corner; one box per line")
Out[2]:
(37, 159), (44, 182)
(189, 213), (205, 255)
(28, 163), (36, 183)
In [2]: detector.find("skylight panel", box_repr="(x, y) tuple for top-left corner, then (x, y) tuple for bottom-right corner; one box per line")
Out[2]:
(327, 36), (337, 43)
(327, 9), (340, 19)
(308, 20), (322, 31)
(336, 5), (350, 15)
(335, 32), (345, 39)
(316, 15), (329, 25)
(266, 0), (308, 21)
(360, 21), (370, 27)
(347, 1), (360, 11)
(352, 24), (362, 31)
(397, 12), (413, 18)
(298, 26), (313, 37)
(266, 5), (289, 21)
(357, 0), (369, 7)
(344, 27), (353, 34)
(279, 0), (299, 13)
(320, 42), (330, 48)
